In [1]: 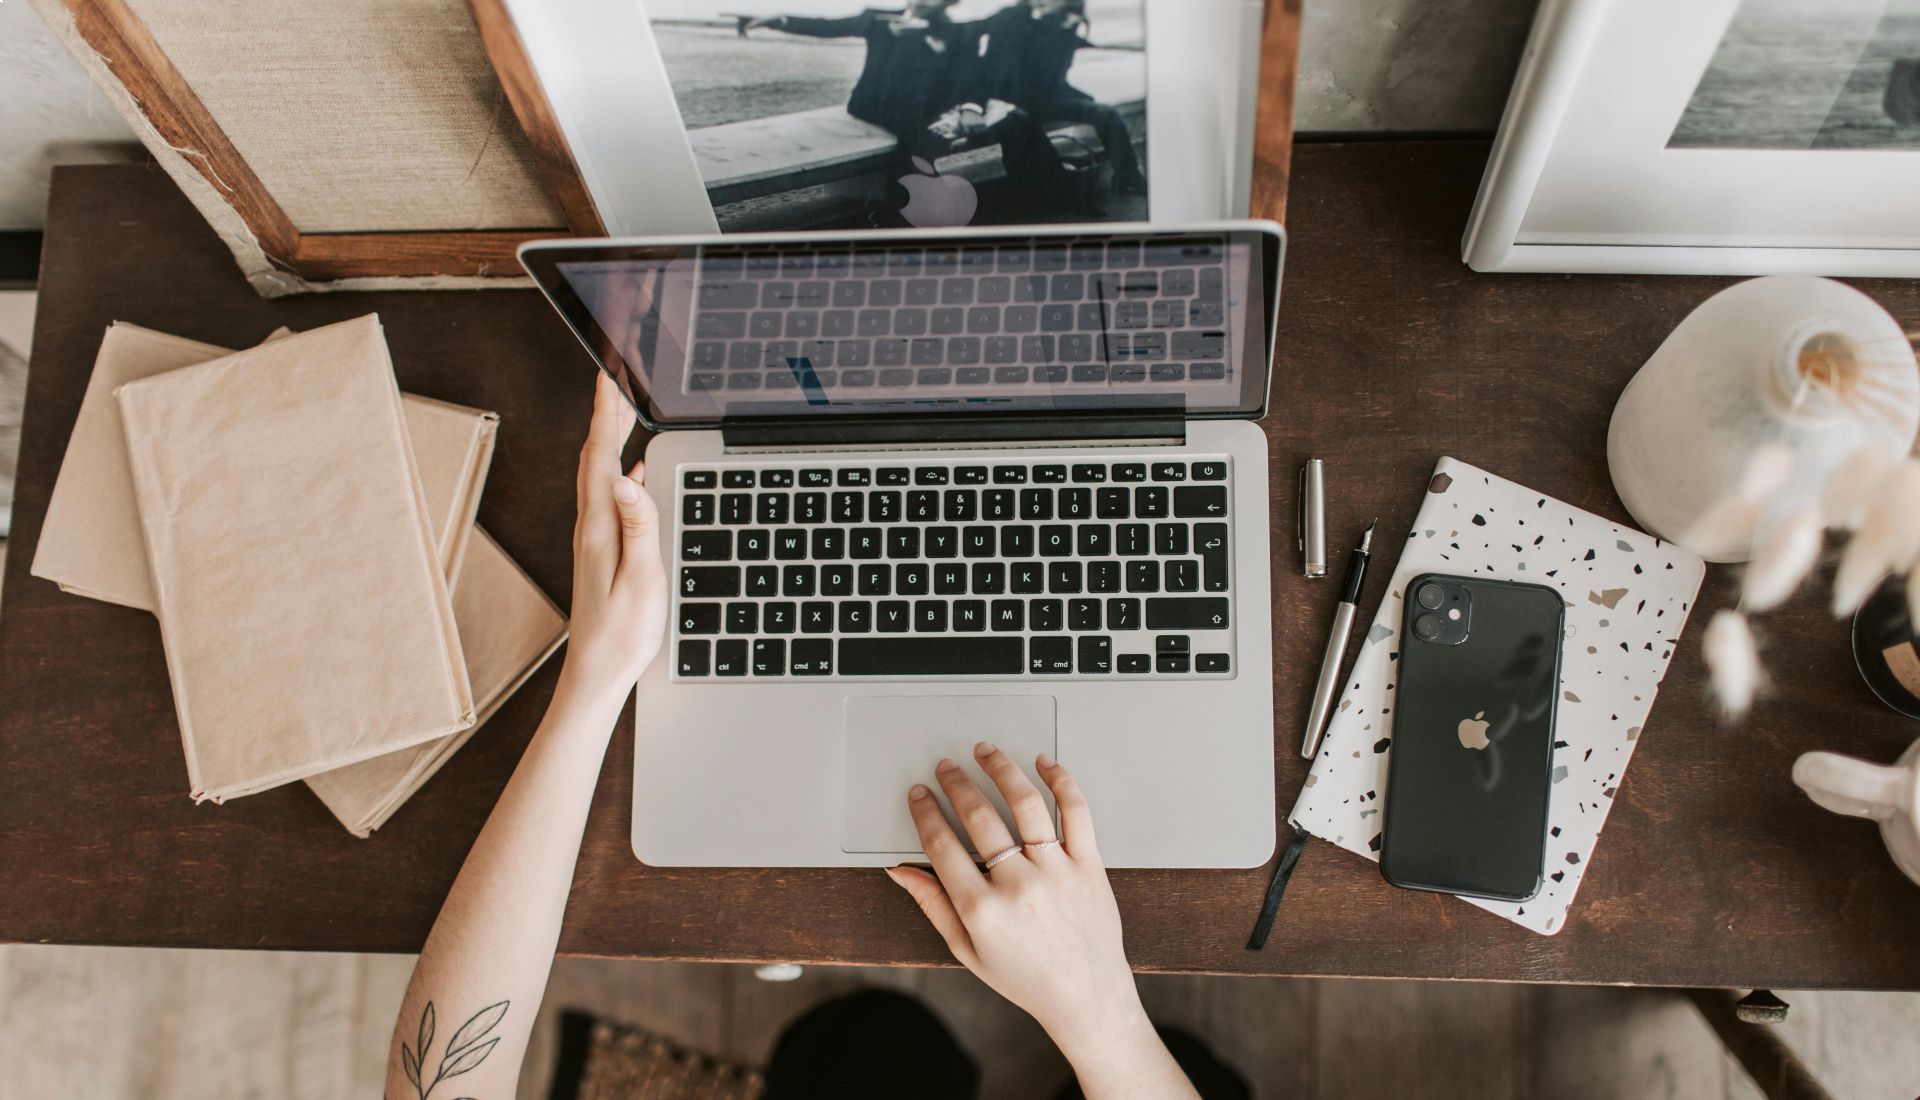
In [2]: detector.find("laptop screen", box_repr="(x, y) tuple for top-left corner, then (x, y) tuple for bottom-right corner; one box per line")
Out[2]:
(521, 224), (1282, 429)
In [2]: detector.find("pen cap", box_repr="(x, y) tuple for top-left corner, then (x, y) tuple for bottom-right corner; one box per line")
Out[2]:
(1298, 459), (1327, 577)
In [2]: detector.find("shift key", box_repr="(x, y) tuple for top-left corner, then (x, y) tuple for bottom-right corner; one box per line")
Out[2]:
(1145, 597), (1229, 630)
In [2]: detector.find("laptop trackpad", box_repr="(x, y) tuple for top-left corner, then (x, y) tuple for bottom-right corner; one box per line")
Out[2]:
(841, 695), (1058, 855)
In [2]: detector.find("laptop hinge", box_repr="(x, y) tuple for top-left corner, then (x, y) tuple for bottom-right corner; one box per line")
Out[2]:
(721, 415), (1187, 452)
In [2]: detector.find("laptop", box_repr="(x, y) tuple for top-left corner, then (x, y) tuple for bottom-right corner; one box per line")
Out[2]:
(521, 222), (1282, 868)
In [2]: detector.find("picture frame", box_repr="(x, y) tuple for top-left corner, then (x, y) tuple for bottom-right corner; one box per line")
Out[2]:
(1464, 0), (1920, 276)
(469, 0), (1301, 236)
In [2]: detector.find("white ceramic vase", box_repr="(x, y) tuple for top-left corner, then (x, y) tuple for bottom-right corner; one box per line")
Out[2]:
(1608, 276), (1920, 563)
(1794, 740), (1920, 887)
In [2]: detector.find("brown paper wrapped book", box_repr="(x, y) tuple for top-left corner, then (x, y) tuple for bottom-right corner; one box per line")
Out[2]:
(115, 316), (476, 802)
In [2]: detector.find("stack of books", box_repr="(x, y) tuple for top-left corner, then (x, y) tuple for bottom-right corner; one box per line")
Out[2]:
(31, 315), (567, 836)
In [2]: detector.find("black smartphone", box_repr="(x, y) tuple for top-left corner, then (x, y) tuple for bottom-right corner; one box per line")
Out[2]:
(1380, 573), (1564, 902)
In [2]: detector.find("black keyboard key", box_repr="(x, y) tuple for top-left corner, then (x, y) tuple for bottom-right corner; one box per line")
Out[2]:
(1156, 653), (1193, 674)
(783, 565), (817, 597)
(1059, 488), (1092, 520)
(795, 492), (828, 524)
(679, 602), (722, 635)
(753, 639), (785, 675)
(1069, 599), (1102, 631)
(897, 563), (930, 594)
(723, 470), (756, 488)
(915, 600), (949, 632)
(721, 494), (753, 524)
(821, 564), (854, 596)
(915, 467), (950, 485)
(991, 599), (1025, 631)
(760, 469), (794, 488)
(1011, 562), (1045, 594)
(1135, 486), (1170, 519)
(836, 467), (871, 487)
(1166, 560), (1199, 592)
(908, 490), (940, 522)
(1034, 464), (1068, 483)
(1002, 525), (1036, 557)
(1039, 525), (1073, 557)
(737, 529), (771, 560)
(683, 494), (716, 526)
(1049, 561), (1084, 594)
(1193, 523), (1229, 592)
(811, 528), (846, 559)
(1077, 525), (1111, 557)
(849, 527), (883, 559)
(953, 600), (987, 632)
(1155, 524), (1189, 556)
(1117, 524), (1150, 556)
(681, 567), (740, 598)
(746, 566), (778, 598)
(715, 640), (748, 676)
(1119, 653), (1151, 673)
(681, 530), (732, 562)
(684, 470), (717, 489)
(764, 602), (796, 634)
(993, 465), (1028, 484)
(1174, 485), (1229, 518)
(878, 601), (912, 632)
(1107, 598), (1141, 630)
(792, 639), (834, 676)
(1113, 463), (1148, 483)
(934, 563), (968, 595)
(1157, 635), (1191, 655)
(1126, 560), (1160, 593)
(1029, 636), (1074, 674)
(830, 492), (863, 523)
(1088, 560), (1121, 593)
(870, 491), (902, 523)
(1020, 488), (1055, 521)
(982, 489), (1016, 521)
(1031, 599), (1064, 631)
(775, 529), (808, 560)
(839, 601), (873, 633)
(678, 640), (711, 677)
(878, 467), (911, 485)
(1197, 653), (1231, 673)
(963, 527), (997, 558)
(726, 603), (759, 634)
(858, 564), (892, 596)
(800, 469), (834, 488)
(1078, 635), (1113, 674)
(1146, 597), (1230, 630)
(1096, 488), (1131, 518)
(955, 466), (990, 485)
(1191, 461), (1227, 481)
(944, 490), (978, 522)
(800, 602), (834, 633)
(925, 527), (959, 558)
(972, 562), (1006, 594)
(841, 637), (1023, 676)
(1072, 464), (1107, 483)
(889, 528), (922, 559)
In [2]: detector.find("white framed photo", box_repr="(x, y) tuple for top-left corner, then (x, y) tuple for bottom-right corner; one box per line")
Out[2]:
(496, 0), (1264, 238)
(1464, 0), (1920, 275)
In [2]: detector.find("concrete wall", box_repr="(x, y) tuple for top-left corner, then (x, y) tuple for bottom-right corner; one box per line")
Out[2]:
(0, 0), (1540, 229)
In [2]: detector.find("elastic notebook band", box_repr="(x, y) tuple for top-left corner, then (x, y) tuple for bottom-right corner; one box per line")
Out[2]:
(1245, 824), (1312, 950)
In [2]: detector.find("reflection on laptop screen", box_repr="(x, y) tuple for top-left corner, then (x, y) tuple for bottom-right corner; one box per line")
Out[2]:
(550, 229), (1271, 426)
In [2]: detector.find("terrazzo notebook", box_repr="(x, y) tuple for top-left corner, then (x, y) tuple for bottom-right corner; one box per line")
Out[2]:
(1288, 458), (1706, 936)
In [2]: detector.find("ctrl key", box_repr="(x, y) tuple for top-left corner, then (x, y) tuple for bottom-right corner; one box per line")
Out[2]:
(678, 639), (711, 677)
(790, 639), (834, 676)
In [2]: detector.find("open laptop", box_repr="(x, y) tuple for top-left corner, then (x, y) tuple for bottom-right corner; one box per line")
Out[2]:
(521, 222), (1282, 868)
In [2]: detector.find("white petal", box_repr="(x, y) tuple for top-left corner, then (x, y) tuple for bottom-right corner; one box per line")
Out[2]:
(1704, 610), (1760, 719)
(1833, 460), (1920, 616)
(1820, 446), (1901, 531)
(1742, 508), (1823, 612)
(1740, 444), (1796, 500)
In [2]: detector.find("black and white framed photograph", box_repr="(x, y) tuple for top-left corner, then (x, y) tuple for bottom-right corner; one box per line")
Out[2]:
(1464, 0), (1920, 275)
(495, 0), (1265, 237)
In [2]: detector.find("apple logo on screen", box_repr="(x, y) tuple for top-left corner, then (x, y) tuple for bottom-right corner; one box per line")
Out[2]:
(899, 156), (978, 228)
(1457, 711), (1491, 751)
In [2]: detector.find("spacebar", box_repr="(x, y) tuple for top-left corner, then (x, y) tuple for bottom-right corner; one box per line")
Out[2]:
(839, 638), (1024, 676)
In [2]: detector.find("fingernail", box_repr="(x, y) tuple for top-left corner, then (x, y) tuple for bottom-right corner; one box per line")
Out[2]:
(935, 759), (958, 774)
(974, 740), (997, 756)
(613, 477), (640, 503)
(909, 784), (932, 800)
(1037, 752), (1056, 769)
(882, 866), (903, 883)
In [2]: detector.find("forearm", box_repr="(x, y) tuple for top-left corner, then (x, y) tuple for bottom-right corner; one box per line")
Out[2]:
(771, 14), (866, 38)
(1049, 994), (1201, 1100)
(383, 668), (627, 1099)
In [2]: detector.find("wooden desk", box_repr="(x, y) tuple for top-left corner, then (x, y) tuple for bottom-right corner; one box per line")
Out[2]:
(4, 145), (1918, 989)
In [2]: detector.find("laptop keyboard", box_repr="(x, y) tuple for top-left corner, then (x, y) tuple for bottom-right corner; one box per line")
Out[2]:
(686, 237), (1235, 396)
(672, 458), (1235, 680)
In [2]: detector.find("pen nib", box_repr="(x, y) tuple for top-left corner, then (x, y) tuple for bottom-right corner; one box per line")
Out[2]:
(1359, 520), (1376, 554)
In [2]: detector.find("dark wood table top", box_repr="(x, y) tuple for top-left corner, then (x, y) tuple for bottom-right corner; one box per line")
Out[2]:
(5, 147), (1919, 989)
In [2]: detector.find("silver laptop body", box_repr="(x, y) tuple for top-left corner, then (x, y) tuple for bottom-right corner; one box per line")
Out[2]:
(522, 221), (1283, 868)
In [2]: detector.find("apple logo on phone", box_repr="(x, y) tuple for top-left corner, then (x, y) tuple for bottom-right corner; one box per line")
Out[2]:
(1457, 711), (1491, 751)
(899, 156), (978, 228)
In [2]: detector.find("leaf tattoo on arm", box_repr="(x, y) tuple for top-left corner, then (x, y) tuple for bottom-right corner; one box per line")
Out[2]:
(400, 999), (509, 1099)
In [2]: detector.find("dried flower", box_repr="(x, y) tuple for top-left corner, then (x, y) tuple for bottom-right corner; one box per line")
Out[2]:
(1820, 445), (1901, 531)
(1704, 610), (1760, 718)
(1742, 507), (1823, 612)
(1832, 459), (1920, 616)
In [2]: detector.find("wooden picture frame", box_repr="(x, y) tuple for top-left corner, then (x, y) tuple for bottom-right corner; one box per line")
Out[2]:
(43, 0), (604, 289)
(466, 0), (1302, 229)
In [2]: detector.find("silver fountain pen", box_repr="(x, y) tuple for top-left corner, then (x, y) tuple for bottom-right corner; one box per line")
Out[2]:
(1299, 521), (1375, 759)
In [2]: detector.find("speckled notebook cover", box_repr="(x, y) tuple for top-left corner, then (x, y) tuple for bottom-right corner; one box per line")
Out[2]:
(1288, 457), (1705, 935)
